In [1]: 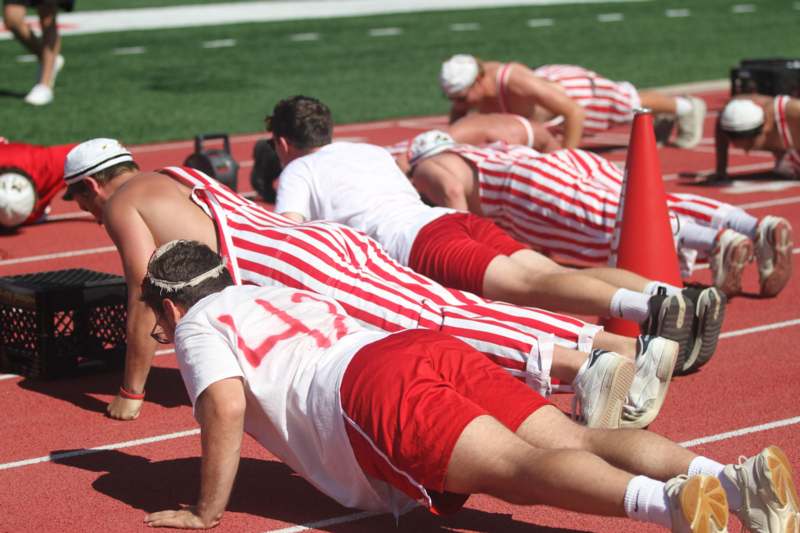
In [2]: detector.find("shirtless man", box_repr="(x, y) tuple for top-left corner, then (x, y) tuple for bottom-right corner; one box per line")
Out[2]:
(439, 55), (707, 149)
(272, 95), (721, 377)
(405, 129), (793, 301)
(387, 113), (560, 173)
(715, 95), (800, 180)
(0, 139), (75, 229)
(63, 138), (676, 429)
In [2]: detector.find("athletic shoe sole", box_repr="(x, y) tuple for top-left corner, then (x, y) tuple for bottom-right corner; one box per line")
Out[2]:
(716, 237), (754, 298)
(655, 294), (692, 374)
(763, 446), (800, 532)
(620, 338), (678, 429)
(586, 358), (635, 429)
(684, 288), (726, 373)
(680, 475), (729, 533)
(760, 221), (793, 298)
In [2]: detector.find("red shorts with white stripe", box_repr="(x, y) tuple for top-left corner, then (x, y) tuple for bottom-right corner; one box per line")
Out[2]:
(341, 329), (549, 514)
(408, 213), (527, 296)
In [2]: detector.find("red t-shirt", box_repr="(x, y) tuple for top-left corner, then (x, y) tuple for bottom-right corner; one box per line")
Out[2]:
(0, 142), (76, 223)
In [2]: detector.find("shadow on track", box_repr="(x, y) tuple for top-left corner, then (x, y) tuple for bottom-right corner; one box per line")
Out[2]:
(53, 449), (588, 533)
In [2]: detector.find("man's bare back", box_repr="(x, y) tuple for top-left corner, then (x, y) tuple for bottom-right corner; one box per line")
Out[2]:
(411, 152), (481, 213)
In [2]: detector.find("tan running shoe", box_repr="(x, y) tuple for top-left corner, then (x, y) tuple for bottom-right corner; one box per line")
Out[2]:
(666, 474), (729, 532)
(755, 216), (794, 297)
(710, 229), (754, 298)
(722, 445), (800, 533)
(673, 96), (708, 149)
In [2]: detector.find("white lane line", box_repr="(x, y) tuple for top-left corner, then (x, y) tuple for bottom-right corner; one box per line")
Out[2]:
(289, 32), (319, 41)
(597, 12), (624, 22)
(449, 22), (481, 31)
(266, 512), (380, 533)
(665, 8), (690, 17)
(732, 3), (755, 13)
(368, 27), (402, 37)
(0, 429), (200, 471)
(112, 46), (145, 55)
(202, 38), (236, 48)
(663, 161), (776, 182)
(16, 54), (37, 63)
(737, 195), (800, 210)
(680, 416), (800, 448)
(0, 374), (19, 381)
(527, 17), (554, 27)
(0, 246), (116, 267)
(720, 318), (800, 340)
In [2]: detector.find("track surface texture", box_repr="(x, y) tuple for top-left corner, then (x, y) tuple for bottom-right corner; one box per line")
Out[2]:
(1, 89), (799, 533)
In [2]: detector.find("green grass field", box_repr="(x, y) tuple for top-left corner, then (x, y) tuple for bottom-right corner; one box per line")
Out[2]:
(75, 0), (260, 10)
(2, 0), (799, 145)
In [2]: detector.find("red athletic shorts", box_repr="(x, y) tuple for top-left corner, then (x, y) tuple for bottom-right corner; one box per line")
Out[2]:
(408, 213), (527, 296)
(340, 329), (550, 514)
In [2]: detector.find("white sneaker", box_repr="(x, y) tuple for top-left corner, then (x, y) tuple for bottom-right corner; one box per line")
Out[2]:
(620, 335), (678, 428)
(24, 84), (54, 106)
(722, 445), (800, 533)
(666, 474), (729, 532)
(754, 216), (793, 297)
(710, 229), (754, 298)
(673, 96), (707, 149)
(571, 350), (634, 429)
(642, 289), (692, 371)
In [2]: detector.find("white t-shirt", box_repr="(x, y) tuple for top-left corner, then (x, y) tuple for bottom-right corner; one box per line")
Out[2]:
(275, 142), (454, 265)
(174, 284), (414, 513)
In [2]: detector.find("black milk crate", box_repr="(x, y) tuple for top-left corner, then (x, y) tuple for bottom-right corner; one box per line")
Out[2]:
(731, 58), (800, 97)
(0, 269), (127, 378)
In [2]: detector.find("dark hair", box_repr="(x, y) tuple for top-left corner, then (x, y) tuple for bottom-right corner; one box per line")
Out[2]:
(65, 160), (140, 199)
(723, 125), (764, 140)
(265, 95), (332, 149)
(140, 240), (234, 313)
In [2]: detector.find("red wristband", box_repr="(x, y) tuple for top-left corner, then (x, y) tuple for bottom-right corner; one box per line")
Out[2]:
(119, 386), (145, 400)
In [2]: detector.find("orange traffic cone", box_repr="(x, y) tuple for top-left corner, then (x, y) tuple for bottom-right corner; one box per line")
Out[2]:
(604, 109), (683, 336)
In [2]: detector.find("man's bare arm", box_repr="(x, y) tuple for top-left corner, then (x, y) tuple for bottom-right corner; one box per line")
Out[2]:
(104, 196), (159, 420)
(514, 72), (585, 149)
(280, 211), (306, 223)
(145, 377), (246, 529)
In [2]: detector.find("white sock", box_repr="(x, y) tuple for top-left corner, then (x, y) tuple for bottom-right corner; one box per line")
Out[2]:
(624, 475), (672, 528)
(610, 288), (650, 322)
(723, 209), (759, 240)
(688, 456), (742, 511)
(643, 281), (682, 297)
(678, 222), (719, 252)
(675, 96), (693, 117)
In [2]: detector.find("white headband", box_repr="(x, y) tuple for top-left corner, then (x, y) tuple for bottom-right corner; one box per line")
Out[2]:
(146, 240), (226, 292)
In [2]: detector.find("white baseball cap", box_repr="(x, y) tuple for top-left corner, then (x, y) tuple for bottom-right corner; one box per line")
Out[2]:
(440, 54), (479, 97)
(720, 99), (765, 133)
(64, 138), (133, 186)
(0, 171), (36, 228)
(408, 130), (456, 166)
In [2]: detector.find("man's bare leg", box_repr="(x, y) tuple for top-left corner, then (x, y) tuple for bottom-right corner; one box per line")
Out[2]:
(3, 4), (42, 56)
(515, 405), (696, 479)
(36, 3), (61, 87)
(640, 91), (679, 114)
(445, 414), (632, 515)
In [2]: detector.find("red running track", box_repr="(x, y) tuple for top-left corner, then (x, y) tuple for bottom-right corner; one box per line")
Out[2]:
(0, 91), (798, 533)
